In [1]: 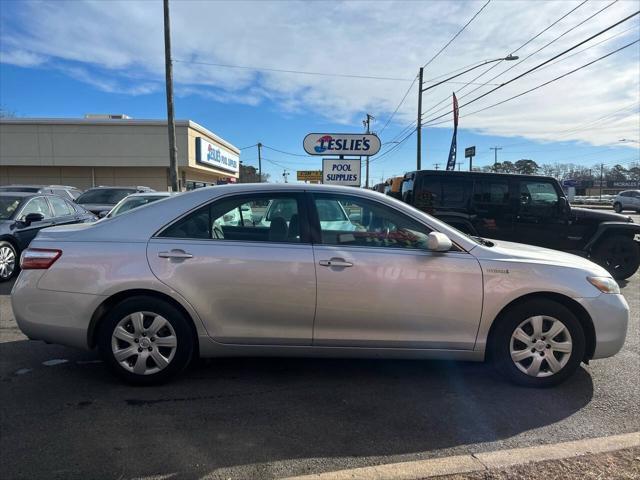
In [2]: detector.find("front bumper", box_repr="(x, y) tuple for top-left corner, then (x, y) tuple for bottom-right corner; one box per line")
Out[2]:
(11, 270), (104, 350)
(577, 293), (629, 359)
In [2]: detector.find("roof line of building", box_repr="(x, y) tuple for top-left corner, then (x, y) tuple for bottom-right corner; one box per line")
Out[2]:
(0, 118), (240, 154)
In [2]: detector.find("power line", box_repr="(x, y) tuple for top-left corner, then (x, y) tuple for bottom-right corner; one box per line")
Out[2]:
(262, 144), (313, 157)
(239, 143), (258, 150)
(421, 0), (603, 118)
(378, 75), (418, 135)
(422, 10), (640, 125)
(422, 0), (492, 69)
(424, 39), (640, 127)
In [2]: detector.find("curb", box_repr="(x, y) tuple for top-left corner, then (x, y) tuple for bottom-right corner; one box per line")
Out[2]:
(283, 432), (640, 480)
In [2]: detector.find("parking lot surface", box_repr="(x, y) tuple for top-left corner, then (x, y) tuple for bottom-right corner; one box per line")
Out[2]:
(1, 226), (639, 479)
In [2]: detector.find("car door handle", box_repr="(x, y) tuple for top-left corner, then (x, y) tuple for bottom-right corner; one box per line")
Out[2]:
(319, 258), (353, 268)
(158, 250), (193, 259)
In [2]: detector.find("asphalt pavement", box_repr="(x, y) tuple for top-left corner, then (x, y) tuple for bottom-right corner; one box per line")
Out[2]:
(1, 228), (639, 479)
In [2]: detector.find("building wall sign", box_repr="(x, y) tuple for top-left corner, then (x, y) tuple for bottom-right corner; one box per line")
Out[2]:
(322, 158), (361, 186)
(196, 137), (239, 173)
(297, 170), (323, 182)
(303, 133), (381, 156)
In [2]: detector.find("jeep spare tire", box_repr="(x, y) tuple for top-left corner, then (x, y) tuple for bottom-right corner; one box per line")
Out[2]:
(593, 235), (640, 280)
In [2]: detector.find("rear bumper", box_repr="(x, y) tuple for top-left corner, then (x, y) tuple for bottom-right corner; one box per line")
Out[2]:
(577, 293), (629, 359)
(11, 270), (104, 350)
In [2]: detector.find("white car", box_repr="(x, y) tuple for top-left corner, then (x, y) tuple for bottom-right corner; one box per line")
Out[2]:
(12, 184), (628, 386)
(613, 190), (640, 213)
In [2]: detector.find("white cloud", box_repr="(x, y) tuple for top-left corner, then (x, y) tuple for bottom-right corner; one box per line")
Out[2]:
(1, 0), (638, 146)
(0, 49), (47, 67)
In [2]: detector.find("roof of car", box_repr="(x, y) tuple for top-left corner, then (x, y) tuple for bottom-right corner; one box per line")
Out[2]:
(122, 192), (173, 198)
(0, 191), (64, 198)
(404, 170), (558, 182)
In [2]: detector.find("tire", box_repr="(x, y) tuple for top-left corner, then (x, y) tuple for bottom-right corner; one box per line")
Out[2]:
(490, 299), (585, 387)
(592, 235), (640, 280)
(0, 241), (18, 282)
(613, 202), (622, 213)
(97, 296), (195, 385)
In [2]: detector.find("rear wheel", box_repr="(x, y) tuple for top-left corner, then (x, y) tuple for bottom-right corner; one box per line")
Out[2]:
(613, 202), (622, 213)
(0, 241), (18, 282)
(97, 296), (195, 385)
(593, 235), (640, 280)
(490, 299), (585, 387)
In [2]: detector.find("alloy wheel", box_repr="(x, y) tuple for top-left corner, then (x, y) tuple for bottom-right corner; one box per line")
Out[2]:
(0, 245), (16, 280)
(111, 311), (177, 375)
(510, 315), (572, 378)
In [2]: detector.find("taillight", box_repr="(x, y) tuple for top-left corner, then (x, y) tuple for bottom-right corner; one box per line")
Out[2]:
(20, 249), (62, 270)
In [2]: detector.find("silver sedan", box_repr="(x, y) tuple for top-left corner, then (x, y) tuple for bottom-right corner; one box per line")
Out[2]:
(12, 184), (628, 386)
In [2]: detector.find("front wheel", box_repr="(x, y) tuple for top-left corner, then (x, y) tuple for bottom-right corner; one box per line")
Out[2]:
(0, 241), (18, 282)
(490, 299), (585, 387)
(97, 296), (195, 385)
(592, 235), (640, 280)
(613, 202), (622, 213)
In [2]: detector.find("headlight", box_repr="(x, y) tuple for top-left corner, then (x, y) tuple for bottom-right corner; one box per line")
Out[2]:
(587, 276), (620, 294)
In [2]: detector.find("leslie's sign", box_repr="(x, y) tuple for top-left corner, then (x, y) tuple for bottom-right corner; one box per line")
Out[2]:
(303, 133), (381, 156)
(196, 137), (239, 173)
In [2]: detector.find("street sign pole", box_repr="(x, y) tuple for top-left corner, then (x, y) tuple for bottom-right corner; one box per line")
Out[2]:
(464, 146), (476, 172)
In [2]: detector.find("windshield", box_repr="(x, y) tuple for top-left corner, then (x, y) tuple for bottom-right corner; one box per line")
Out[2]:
(0, 196), (23, 220)
(109, 196), (166, 217)
(76, 188), (135, 205)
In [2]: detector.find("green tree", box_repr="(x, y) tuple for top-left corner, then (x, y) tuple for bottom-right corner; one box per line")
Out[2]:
(514, 159), (539, 175)
(607, 164), (628, 181)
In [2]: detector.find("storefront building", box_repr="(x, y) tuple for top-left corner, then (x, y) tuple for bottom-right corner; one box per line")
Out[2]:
(0, 116), (240, 191)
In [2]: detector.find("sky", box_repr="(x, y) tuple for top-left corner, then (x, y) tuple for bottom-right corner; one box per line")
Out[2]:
(1, 0), (639, 184)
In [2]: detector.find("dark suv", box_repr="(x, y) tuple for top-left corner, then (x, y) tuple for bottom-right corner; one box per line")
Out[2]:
(401, 170), (640, 279)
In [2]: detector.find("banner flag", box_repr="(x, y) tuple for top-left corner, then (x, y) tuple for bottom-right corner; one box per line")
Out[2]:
(446, 93), (459, 171)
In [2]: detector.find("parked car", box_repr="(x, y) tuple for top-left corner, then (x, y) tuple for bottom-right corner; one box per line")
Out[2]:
(401, 170), (640, 279)
(75, 186), (154, 216)
(0, 184), (83, 202)
(104, 192), (173, 218)
(12, 184), (628, 387)
(612, 190), (640, 213)
(384, 176), (404, 200)
(0, 192), (96, 281)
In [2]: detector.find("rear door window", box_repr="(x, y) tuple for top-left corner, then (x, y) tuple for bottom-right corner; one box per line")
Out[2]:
(160, 194), (306, 243)
(473, 181), (510, 204)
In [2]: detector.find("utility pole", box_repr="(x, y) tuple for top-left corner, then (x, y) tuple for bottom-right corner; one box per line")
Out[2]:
(257, 142), (263, 183)
(490, 146), (502, 167)
(416, 67), (424, 171)
(363, 113), (374, 188)
(433, 163), (440, 170)
(599, 163), (604, 200)
(163, 0), (179, 192)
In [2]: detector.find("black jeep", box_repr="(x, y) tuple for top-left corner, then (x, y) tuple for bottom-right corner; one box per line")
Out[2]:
(400, 170), (640, 279)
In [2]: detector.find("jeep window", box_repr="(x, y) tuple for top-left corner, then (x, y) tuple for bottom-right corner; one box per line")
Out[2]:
(441, 179), (471, 207)
(520, 181), (558, 206)
(473, 181), (509, 204)
(414, 177), (440, 210)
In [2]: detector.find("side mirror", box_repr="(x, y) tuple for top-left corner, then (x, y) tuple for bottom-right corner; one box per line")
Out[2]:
(22, 212), (44, 226)
(427, 232), (452, 252)
(558, 197), (570, 214)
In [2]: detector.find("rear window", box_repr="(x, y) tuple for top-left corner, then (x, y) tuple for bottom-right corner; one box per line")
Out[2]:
(76, 188), (135, 205)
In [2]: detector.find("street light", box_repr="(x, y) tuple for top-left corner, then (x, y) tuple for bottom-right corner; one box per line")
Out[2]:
(416, 54), (519, 169)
